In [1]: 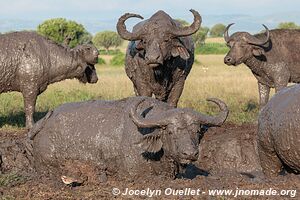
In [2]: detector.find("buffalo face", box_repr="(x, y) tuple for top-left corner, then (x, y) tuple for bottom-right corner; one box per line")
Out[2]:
(117, 10), (201, 68)
(75, 44), (99, 84)
(130, 98), (228, 164)
(224, 24), (270, 66)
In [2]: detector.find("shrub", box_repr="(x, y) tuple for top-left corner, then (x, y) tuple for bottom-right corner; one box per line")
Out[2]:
(110, 53), (125, 66)
(210, 23), (226, 37)
(98, 49), (121, 55)
(192, 27), (210, 47)
(92, 31), (123, 52)
(277, 22), (300, 29)
(97, 57), (106, 65)
(37, 18), (91, 48)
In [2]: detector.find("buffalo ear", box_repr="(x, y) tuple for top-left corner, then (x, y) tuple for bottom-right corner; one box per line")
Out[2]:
(129, 41), (144, 57)
(252, 47), (264, 57)
(136, 133), (163, 153)
(171, 46), (190, 60)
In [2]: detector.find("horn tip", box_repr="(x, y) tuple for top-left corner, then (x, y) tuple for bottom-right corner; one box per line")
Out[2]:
(262, 24), (269, 30)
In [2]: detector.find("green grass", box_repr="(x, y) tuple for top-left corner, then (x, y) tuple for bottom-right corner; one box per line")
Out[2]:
(0, 54), (270, 130)
(195, 43), (229, 55)
(98, 49), (122, 55)
(97, 57), (106, 65)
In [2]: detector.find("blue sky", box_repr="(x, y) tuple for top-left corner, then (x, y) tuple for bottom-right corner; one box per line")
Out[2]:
(1, 0), (299, 19)
(0, 0), (299, 33)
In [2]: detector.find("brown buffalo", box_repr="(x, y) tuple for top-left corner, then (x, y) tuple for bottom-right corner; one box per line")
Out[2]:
(28, 96), (228, 181)
(258, 84), (300, 177)
(117, 10), (201, 107)
(0, 31), (99, 128)
(224, 24), (300, 108)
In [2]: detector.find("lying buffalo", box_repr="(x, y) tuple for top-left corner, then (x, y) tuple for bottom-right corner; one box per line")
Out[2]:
(258, 84), (300, 177)
(28, 97), (228, 182)
(224, 24), (300, 108)
(117, 10), (201, 107)
(0, 31), (99, 128)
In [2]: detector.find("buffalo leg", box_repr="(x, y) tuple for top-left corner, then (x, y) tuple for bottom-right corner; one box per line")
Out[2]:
(258, 82), (270, 109)
(167, 78), (185, 107)
(133, 82), (152, 97)
(274, 67), (289, 93)
(22, 91), (37, 129)
(257, 141), (283, 177)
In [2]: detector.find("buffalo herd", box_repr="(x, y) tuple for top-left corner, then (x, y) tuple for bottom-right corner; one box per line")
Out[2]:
(0, 9), (299, 185)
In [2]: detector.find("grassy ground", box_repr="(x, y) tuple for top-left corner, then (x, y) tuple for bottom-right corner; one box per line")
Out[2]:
(0, 54), (274, 131)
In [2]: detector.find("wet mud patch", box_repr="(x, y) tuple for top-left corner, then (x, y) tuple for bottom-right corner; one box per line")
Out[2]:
(0, 124), (299, 200)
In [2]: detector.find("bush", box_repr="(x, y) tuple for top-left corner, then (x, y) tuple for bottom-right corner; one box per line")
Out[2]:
(210, 23), (226, 37)
(37, 18), (91, 48)
(193, 27), (210, 47)
(99, 49), (121, 55)
(277, 22), (300, 29)
(92, 31), (123, 52)
(195, 43), (229, 55)
(97, 57), (106, 65)
(110, 53), (125, 66)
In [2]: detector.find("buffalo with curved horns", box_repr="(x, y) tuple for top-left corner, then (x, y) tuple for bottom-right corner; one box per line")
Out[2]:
(224, 24), (300, 108)
(117, 10), (201, 107)
(27, 97), (228, 181)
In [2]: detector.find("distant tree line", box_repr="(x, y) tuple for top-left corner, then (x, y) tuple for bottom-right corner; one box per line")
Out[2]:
(35, 18), (300, 52)
(277, 22), (300, 29)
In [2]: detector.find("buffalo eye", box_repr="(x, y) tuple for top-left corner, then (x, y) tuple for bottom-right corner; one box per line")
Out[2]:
(164, 38), (171, 42)
(136, 41), (145, 50)
(226, 42), (231, 48)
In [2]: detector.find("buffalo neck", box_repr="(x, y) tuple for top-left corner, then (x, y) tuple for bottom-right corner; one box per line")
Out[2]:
(244, 56), (266, 76)
(48, 43), (82, 84)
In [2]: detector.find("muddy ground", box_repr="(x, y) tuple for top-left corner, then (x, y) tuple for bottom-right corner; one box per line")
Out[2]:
(0, 123), (299, 200)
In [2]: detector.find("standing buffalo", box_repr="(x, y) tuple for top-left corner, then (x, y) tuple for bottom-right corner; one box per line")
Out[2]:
(117, 10), (201, 107)
(258, 84), (300, 177)
(28, 97), (228, 181)
(0, 31), (99, 129)
(224, 24), (300, 108)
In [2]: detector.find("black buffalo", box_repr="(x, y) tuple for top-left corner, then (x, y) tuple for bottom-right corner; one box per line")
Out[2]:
(224, 24), (300, 108)
(117, 10), (201, 107)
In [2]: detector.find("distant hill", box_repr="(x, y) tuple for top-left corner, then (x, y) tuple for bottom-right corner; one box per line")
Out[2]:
(1, 12), (300, 35)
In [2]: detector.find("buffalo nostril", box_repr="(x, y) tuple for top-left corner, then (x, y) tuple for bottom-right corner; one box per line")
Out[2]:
(181, 150), (199, 159)
(225, 57), (232, 63)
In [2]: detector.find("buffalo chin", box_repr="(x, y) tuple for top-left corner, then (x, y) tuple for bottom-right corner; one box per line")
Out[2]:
(77, 64), (98, 84)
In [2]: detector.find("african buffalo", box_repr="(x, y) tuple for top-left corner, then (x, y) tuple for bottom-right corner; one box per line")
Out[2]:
(117, 10), (201, 107)
(258, 84), (300, 177)
(224, 24), (300, 108)
(0, 31), (99, 129)
(28, 96), (228, 182)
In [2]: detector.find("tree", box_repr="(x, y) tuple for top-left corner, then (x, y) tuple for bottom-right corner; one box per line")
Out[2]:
(92, 31), (123, 52)
(192, 27), (210, 47)
(210, 23), (226, 37)
(37, 18), (91, 48)
(277, 22), (299, 29)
